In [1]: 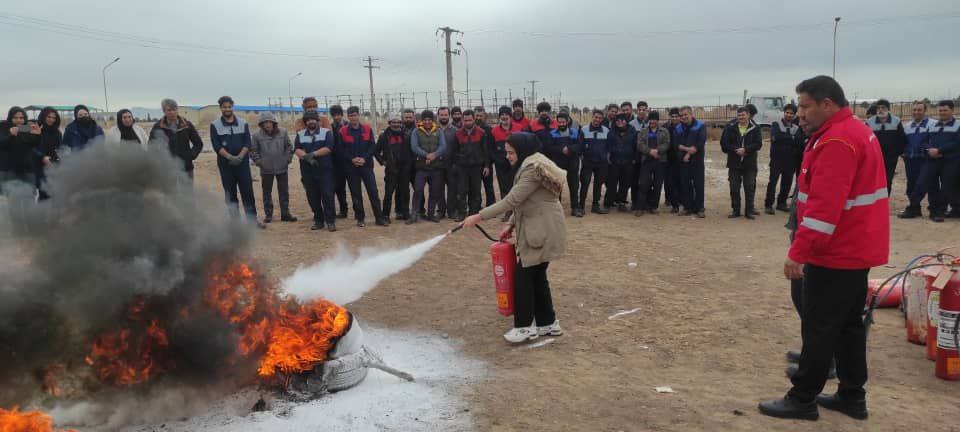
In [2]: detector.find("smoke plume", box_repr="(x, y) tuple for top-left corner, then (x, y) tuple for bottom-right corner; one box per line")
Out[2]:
(282, 234), (447, 304)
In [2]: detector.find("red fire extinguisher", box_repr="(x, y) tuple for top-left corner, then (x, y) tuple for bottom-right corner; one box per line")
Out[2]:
(490, 240), (516, 317)
(927, 277), (941, 361)
(934, 266), (960, 380)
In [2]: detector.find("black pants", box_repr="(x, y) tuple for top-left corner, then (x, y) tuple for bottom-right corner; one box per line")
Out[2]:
(728, 166), (757, 213)
(302, 170), (335, 224)
(910, 158), (948, 214)
(637, 159), (665, 211)
(679, 159), (705, 212)
(414, 169), (444, 216)
(513, 261), (556, 328)
(218, 162), (257, 218)
(944, 159), (960, 212)
(883, 153), (898, 196)
(346, 164), (383, 222)
(456, 164), (484, 215)
(334, 161), (349, 215)
(788, 264), (869, 403)
(483, 169), (496, 207)
(765, 162), (795, 209)
(383, 163), (412, 217)
(605, 162), (634, 207)
(664, 158), (682, 209)
(580, 160), (608, 207)
(562, 156), (581, 210)
(494, 160), (513, 200)
(261, 172), (291, 218)
(442, 165), (460, 217)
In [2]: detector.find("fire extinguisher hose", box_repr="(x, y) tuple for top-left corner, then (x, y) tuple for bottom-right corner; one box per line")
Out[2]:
(449, 222), (501, 242)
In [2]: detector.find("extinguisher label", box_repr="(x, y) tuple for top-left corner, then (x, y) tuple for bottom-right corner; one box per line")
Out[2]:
(494, 264), (505, 278)
(938, 309), (959, 349)
(928, 291), (940, 327)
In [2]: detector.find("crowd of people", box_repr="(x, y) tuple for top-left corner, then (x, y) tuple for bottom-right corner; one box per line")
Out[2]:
(2, 94), (958, 229)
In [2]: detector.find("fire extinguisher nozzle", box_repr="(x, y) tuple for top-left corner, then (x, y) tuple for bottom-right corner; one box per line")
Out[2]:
(449, 223), (465, 235)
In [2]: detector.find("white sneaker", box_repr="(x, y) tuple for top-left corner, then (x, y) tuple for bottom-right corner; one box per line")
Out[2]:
(503, 324), (539, 343)
(537, 320), (563, 336)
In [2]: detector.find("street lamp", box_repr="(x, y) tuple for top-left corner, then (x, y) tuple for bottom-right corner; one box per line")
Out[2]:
(102, 57), (120, 115)
(288, 72), (302, 119)
(456, 41), (469, 107)
(833, 17), (841, 78)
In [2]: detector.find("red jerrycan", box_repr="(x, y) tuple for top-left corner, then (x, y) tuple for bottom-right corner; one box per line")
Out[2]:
(905, 264), (937, 345)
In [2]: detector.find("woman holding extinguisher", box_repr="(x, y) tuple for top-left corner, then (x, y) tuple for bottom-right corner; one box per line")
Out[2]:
(462, 132), (568, 343)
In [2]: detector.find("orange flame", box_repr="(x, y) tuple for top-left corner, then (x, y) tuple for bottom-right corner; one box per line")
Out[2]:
(84, 297), (170, 386)
(257, 299), (351, 377)
(205, 262), (277, 356)
(0, 406), (52, 432)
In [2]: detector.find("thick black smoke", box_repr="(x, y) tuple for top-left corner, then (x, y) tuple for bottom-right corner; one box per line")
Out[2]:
(0, 139), (255, 405)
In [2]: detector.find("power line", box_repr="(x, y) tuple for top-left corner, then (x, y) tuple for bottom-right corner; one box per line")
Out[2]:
(0, 12), (363, 61)
(463, 12), (960, 39)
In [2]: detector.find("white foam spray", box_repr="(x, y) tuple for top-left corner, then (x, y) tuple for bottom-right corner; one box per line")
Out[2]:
(282, 234), (447, 304)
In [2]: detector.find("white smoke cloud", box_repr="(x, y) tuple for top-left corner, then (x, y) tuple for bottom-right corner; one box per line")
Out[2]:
(282, 234), (447, 304)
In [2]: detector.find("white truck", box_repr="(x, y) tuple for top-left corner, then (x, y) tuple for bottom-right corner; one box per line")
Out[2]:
(745, 94), (790, 126)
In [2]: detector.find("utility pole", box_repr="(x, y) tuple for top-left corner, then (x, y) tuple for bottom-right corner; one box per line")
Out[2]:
(832, 17), (842, 78)
(480, 89), (484, 109)
(363, 56), (380, 131)
(528, 80), (540, 106)
(437, 26), (461, 108)
(102, 57), (120, 114)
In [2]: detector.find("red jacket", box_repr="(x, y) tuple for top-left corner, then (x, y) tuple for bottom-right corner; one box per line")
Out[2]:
(789, 106), (889, 269)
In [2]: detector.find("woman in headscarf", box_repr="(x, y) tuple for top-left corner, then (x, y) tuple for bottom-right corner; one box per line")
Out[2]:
(63, 104), (104, 151)
(462, 132), (568, 343)
(0, 106), (41, 191)
(34, 107), (62, 199)
(105, 109), (148, 149)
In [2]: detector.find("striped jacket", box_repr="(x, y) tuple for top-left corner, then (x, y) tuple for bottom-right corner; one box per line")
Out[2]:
(789, 107), (889, 270)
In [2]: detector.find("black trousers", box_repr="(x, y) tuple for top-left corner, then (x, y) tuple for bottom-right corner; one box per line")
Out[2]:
(346, 164), (383, 222)
(442, 165), (460, 217)
(456, 164), (484, 215)
(679, 159), (705, 212)
(580, 160), (608, 207)
(944, 159), (960, 212)
(637, 159), (665, 211)
(605, 162), (634, 206)
(414, 169), (444, 216)
(261, 172), (291, 218)
(513, 261), (556, 328)
(563, 156), (581, 210)
(383, 163), (412, 217)
(494, 160), (513, 200)
(334, 161), (349, 214)
(664, 159), (682, 209)
(789, 264), (869, 403)
(483, 168), (496, 207)
(302, 170), (335, 224)
(883, 153), (899, 196)
(218, 162), (257, 218)
(728, 166), (758, 213)
(765, 162), (796, 209)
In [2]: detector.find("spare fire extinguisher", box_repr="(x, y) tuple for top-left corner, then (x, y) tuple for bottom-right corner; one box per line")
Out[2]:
(450, 223), (515, 317)
(934, 265), (960, 380)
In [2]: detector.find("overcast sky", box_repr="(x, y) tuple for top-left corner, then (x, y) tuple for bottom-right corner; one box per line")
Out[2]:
(2, 0), (959, 115)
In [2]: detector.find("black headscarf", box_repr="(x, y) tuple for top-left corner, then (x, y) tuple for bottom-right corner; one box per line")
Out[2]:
(73, 104), (95, 127)
(116, 109), (140, 142)
(506, 132), (540, 166)
(6, 106), (26, 124)
(38, 107), (62, 150)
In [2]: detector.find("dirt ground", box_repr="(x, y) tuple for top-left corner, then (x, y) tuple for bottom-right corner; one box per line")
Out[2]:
(186, 135), (959, 432)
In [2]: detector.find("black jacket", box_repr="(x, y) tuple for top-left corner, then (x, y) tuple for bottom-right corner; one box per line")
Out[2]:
(150, 117), (203, 171)
(720, 121), (762, 169)
(769, 119), (804, 169)
(375, 128), (412, 170)
(866, 115), (907, 158)
(0, 121), (39, 177)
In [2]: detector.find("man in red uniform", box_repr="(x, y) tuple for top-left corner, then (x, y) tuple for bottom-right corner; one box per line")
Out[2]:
(759, 76), (889, 421)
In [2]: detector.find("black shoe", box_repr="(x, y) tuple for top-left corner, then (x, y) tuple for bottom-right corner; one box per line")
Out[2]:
(617, 203), (629, 213)
(815, 393), (868, 420)
(571, 208), (578, 216)
(311, 221), (324, 231)
(501, 212), (512, 223)
(695, 211), (705, 218)
(728, 212), (742, 219)
(337, 210), (348, 219)
(263, 216), (273, 224)
(758, 396), (819, 421)
(931, 214), (945, 223)
(575, 208), (585, 218)
(396, 213), (409, 221)
(406, 214), (420, 225)
(425, 214), (440, 223)
(765, 207), (776, 215)
(745, 212), (756, 220)
(785, 364), (837, 379)
(591, 205), (610, 215)
(327, 223), (337, 232)
(679, 209), (692, 216)
(256, 222), (267, 229)
(898, 209), (920, 219)
(946, 211), (960, 219)
(748, 209), (760, 216)
(357, 220), (366, 227)
(786, 350), (801, 363)
(375, 218), (389, 227)
(671, 206), (680, 214)
(776, 204), (790, 212)
(454, 214), (465, 223)
(647, 209), (659, 215)
(280, 215), (298, 222)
